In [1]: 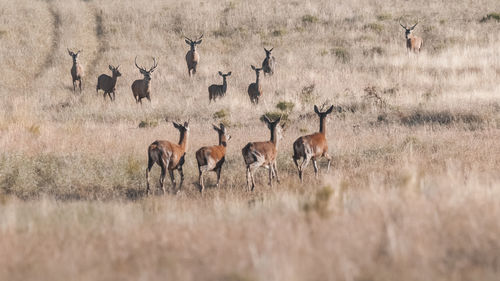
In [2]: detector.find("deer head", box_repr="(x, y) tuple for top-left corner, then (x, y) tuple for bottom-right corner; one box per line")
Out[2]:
(185, 34), (203, 51)
(135, 56), (158, 81)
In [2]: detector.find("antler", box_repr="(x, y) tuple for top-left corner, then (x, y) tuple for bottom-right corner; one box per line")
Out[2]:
(134, 56), (146, 72)
(185, 36), (192, 42)
(410, 18), (419, 30)
(149, 57), (158, 72)
(399, 18), (406, 29)
(197, 34), (204, 41)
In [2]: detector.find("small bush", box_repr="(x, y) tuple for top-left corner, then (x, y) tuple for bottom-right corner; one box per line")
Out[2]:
(138, 119), (158, 128)
(363, 46), (385, 57)
(27, 124), (40, 136)
(400, 110), (484, 127)
(376, 13), (392, 21)
(213, 109), (229, 119)
(276, 101), (295, 112)
(364, 22), (383, 33)
(303, 185), (334, 218)
(480, 13), (500, 23)
(331, 47), (351, 63)
(271, 28), (287, 37)
(302, 14), (318, 24)
(300, 84), (318, 105)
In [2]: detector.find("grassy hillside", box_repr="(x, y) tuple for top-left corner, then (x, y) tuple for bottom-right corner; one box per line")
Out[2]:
(0, 0), (500, 280)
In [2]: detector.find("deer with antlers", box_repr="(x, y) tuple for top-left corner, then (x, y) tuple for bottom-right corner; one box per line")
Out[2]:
(67, 49), (84, 93)
(146, 120), (189, 195)
(293, 105), (334, 182)
(208, 71), (231, 102)
(242, 116), (283, 191)
(96, 65), (121, 101)
(195, 123), (231, 193)
(131, 56), (158, 104)
(261, 47), (275, 76)
(247, 65), (263, 104)
(185, 34), (203, 77)
(399, 18), (423, 54)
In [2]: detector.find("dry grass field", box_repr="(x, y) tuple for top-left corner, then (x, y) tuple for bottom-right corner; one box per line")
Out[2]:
(1, 0), (500, 280)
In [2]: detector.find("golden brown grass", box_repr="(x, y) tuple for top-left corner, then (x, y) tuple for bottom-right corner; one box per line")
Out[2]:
(1, 0), (500, 279)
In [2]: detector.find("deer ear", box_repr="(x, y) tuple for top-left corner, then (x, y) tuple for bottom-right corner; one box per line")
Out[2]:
(212, 124), (219, 131)
(275, 115), (282, 124)
(109, 65), (113, 70)
(184, 121), (189, 128)
(219, 123), (225, 131)
(196, 39), (202, 44)
(314, 105), (320, 115)
(325, 105), (334, 115)
(262, 115), (271, 124)
(218, 71), (223, 76)
(251, 65), (256, 70)
(185, 39), (191, 45)
(173, 122), (180, 129)
(67, 49), (72, 55)
(227, 72), (232, 76)
(269, 47), (274, 52)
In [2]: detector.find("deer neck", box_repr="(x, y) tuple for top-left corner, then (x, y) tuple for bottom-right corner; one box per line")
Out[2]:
(319, 116), (326, 135)
(222, 77), (227, 92)
(270, 128), (279, 146)
(72, 58), (78, 67)
(219, 134), (228, 147)
(178, 131), (189, 151)
(111, 74), (119, 86)
(255, 74), (260, 85)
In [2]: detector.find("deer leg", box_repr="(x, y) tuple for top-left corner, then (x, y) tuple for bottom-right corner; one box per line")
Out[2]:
(216, 167), (222, 188)
(78, 79), (82, 92)
(293, 157), (302, 182)
(246, 166), (251, 191)
(178, 166), (184, 191)
(146, 158), (154, 195)
(312, 159), (319, 179)
(198, 169), (204, 193)
(273, 162), (280, 184)
(103, 92), (107, 100)
(324, 153), (332, 173)
(73, 80), (76, 92)
(159, 158), (169, 195)
(268, 164), (273, 187)
(168, 170), (176, 192)
(299, 156), (310, 181)
(112, 91), (116, 101)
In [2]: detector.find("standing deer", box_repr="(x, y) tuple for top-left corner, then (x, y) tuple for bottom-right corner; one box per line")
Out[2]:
(185, 34), (203, 77)
(96, 65), (121, 101)
(293, 105), (334, 182)
(146, 120), (190, 195)
(399, 18), (423, 54)
(131, 56), (158, 104)
(261, 47), (275, 76)
(208, 71), (232, 102)
(195, 123), (231, 192)
(67, 49), (84, 93)
(247, 65), (262, 104)
(242, 116), (283, 191)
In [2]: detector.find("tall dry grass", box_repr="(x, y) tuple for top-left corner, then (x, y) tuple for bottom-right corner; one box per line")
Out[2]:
(0, 0), (500, 279)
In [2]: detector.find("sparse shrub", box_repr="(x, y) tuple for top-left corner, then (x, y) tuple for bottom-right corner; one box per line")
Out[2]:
(276, 101), (295, 112)
(213, 109), (229, 119)
(299, 128), (308, 133)
(331, 47), (351, 63)
(300, 84), (318, 105)
(363, 86), (387, 108)
(260, 111), (288, 124)
(27, 124), (40, 136)
(364, 22), (383, 33)
(376, 13), (392, 21)
(125, 156), (141, 181)
(303, 185), (334, 218)
(400, 110), (484, 127)
(363, 46), (385, 57)
(271, 28), (287, 37)
(138, 119), (158, 128)
(302, 14), (318, 24)
(319, 49), (329, 56)
(480, 13), (500, 23)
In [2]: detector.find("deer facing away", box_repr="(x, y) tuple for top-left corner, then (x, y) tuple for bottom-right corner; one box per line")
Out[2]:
(242, 116), (282, 191)
(68, 49), (84, 92)
(399, 18), (423, 54)
(131, 56), (158, 104)
(293, 105), (334, 182)
(195, 123), (231, 192)
(261, 47), (275, 76)
(247, 65), (263, 104)
(146, 120), (189, 195)
(96, 65), (121, 101)
(185, 34), (203, 77)
(208, 71), (231, 102)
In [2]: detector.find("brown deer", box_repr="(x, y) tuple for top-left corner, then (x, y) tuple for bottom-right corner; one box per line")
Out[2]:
(399, 18), (423, 54)
(208, 71), (231, 102)
(261, 47), (275, 76)
(195, 123), (231, 192)
(247, 65), (262, 104)
(185, 34), (203, 77)
(146, 120), (189, 195)
(67, 49), (84, 92)
(293, 105), (334, 182)
(96, 65), (121, 101)
(131, 56), (158, 104)
(242, 116), (283, 191)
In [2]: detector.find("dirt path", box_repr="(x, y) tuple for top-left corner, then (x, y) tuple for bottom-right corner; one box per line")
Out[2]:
(34, 3), (61, 79)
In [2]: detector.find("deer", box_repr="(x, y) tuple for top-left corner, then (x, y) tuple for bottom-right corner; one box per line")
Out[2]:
(261, 47), (275, 76)
(247, 65), (262, 104)
(96, 65), (121, 101)
(131, 56), (158, 104)
(195, 123), (231, 193)
(185, 34), (203, 77)
(399, 18), (423, 54)
(146, 120), (189, 195)
(67, 49), (84, 93)
(242, 116), (283, 191)
(292, 105), (334, 182)
(208, 71), (232, 102)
